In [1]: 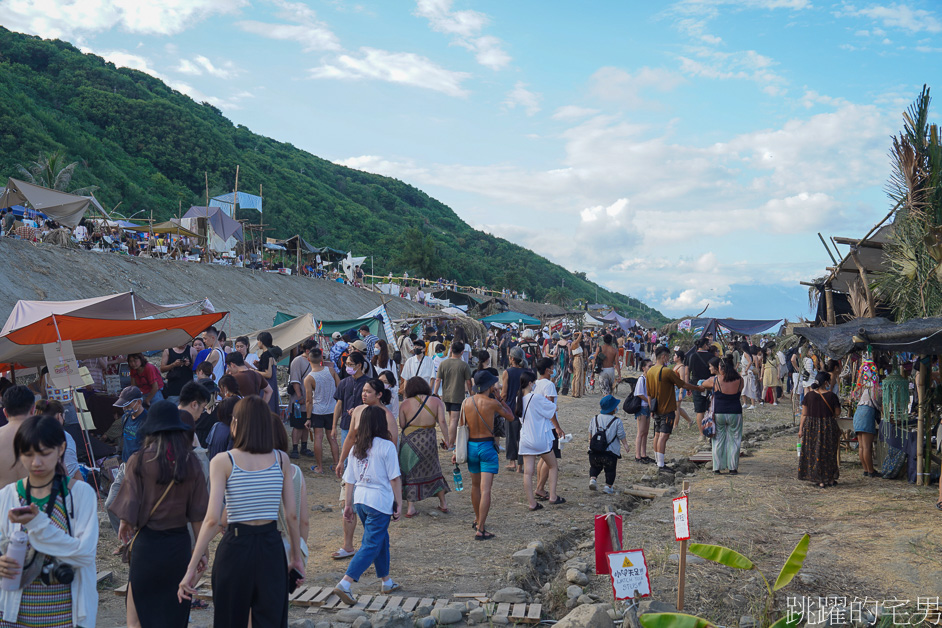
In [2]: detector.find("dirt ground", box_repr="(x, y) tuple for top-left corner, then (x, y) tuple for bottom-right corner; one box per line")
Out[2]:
(94, 375), (942, 627)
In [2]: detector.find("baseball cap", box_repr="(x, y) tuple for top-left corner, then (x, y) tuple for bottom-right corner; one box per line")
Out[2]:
(351, 340), (368, 352)
(113, 386), (143, 408)
(331, 332), (342, 340)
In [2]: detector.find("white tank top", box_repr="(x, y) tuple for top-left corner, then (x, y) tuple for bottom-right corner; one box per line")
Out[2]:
(210, 347), (226, 382)
(309, 368), (336, 415)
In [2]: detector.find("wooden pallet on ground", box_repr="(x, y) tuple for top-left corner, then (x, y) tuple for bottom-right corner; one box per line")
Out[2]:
(492, 602), (542, 624)
(307, 594), (453, 615)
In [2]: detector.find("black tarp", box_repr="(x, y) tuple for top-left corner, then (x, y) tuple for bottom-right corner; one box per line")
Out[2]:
(794, 316), (942, 359)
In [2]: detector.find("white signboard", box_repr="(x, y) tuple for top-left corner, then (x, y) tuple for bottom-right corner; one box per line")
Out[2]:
(606, 549), (651, 599)
(673, 495), (690, 541)
(42, 340), (85, 389)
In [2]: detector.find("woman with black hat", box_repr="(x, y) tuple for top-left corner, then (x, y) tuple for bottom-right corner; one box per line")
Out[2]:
(110, 400), (209, 628)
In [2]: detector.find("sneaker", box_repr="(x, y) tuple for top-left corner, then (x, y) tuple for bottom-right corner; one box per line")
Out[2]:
(589, 478), (598, 491)
(745, 405), (755, 410)
(332, 585), (355, 606)
(381, 581), (401, 594)
(602, 486), (614, 495)
(300, 448), (315, 457)
(289, 450), (300, 459)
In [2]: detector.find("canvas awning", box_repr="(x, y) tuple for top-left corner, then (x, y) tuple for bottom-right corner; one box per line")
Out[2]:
(432, 289), (484, 308)
(246, 313), (319, 359)
(0, 312), (226, 368)
(479, 311), (540, 326)
(584, 313), (605, 327)
(182, 206), (244, 242)
(283, 235), (317, 255)
(691, 318), (783, 337)
(601, 311), (637, 331)
(125, 221), (201, 237)
(1, 293), (207, 336)
(0, 178), (108, 228)
(794, 316), (942, 359)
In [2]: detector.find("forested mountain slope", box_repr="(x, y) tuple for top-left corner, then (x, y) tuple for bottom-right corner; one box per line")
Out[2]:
(0, 27), (666, 324)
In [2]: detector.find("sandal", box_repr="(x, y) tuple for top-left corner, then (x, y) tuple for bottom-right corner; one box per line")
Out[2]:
(534, 492), (549, 501)
(528, 503), (544, 511)
(436, 505), (450, 514)
(332, 548), (356, 560)
(475, 529), (495, 540)
(549, 496), (567, 505)
(936, 501), (942, 511)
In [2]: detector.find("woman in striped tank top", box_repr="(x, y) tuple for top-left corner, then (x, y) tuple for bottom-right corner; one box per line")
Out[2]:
(178, 396), (303, 626)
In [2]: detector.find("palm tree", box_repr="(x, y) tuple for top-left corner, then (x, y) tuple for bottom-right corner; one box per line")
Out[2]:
(545, 286), (572, 307)
(872, 85), (942, 320)
(16, 149), (98, 195)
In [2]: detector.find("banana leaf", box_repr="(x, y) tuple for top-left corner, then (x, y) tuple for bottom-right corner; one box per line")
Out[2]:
(773, 534), (810, 591)
(687, 543), (754, 570)
(769, 613), (802, 628)
(639, 612), (714, 628)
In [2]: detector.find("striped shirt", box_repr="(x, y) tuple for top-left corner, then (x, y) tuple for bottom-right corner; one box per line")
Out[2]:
(225, 451), (283, 522)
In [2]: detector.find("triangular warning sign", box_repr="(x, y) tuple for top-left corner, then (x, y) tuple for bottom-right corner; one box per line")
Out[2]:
(622, 556), (633, 567)
(677, 504), (683, 513)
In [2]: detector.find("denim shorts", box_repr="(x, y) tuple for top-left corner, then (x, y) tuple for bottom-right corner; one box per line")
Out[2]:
(467, 439), (499, 475)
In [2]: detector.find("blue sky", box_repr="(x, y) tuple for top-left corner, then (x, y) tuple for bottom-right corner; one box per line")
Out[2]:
(3, 0), (941, 321)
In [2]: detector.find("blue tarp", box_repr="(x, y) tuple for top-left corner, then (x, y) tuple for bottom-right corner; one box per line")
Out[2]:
(693, 318), (782, 337)
(210, 191), (263, 215)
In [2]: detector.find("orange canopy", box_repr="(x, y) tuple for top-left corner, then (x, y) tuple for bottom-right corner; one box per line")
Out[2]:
(0, 311), (226, 369)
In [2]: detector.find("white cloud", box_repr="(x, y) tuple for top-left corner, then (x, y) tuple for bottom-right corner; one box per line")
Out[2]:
(310, 47), (471, 97)
(552, 105), (601, 120)
(238, 0), (342, 52)
(843, 3), (942, 34)
(503, 82), (541, 116)
(414, 0), (511, 69)
(1, 0), (244, 39)
(679, 47), (786, 93)
(175, 55), (238, 79)
(590, 66), (686, 107)
(82, 48), (160, 76)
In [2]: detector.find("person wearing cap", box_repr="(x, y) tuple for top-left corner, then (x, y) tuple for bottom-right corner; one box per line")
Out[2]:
(111, 400), (209, 628)
(329, 331), (349, 373)
(499, 346), (528, 472)
(456, 371), (514, 540)
(115, 386), (148, 463)
(588, 396), (630, 494)
(358, 325), (380, 362)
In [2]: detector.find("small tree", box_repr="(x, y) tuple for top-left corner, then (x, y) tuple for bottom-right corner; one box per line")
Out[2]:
(16, 149), (98, 195)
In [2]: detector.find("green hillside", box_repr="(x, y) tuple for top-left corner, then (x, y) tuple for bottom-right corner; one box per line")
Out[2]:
(0, 27), (666, 324)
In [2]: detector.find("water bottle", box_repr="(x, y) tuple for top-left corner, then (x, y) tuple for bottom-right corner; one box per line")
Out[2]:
(796, 442), (802, 459)
(453, 465), (464, 492)
(2, 529), (28, 591)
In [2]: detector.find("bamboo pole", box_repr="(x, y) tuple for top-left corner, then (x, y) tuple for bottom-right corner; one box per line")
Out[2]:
(825, 287), (836, 326)
(677, 480), (690, 610)
(849, 250), (876, 317)
(917, 359), (927, 486)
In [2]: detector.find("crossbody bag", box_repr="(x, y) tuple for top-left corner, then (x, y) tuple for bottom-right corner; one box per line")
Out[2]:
(120, 481), (173, 564)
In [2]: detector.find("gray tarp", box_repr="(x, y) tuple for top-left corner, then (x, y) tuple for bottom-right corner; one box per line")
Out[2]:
(182, 206), (244, 242)
(794, 316), (942, 359)
(0, 178), (107, 228)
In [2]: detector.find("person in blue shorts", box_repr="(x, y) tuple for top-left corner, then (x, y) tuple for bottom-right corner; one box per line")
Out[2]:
(456, 371), (514, 540)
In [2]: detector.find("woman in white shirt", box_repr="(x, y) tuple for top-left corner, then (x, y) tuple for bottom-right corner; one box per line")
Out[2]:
(517, 372), (564, 511)
(332, 406), (402, 604)
(0, 416), (99, 628)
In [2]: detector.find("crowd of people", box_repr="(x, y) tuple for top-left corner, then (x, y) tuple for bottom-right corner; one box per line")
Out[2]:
(0, 310), (936, 627)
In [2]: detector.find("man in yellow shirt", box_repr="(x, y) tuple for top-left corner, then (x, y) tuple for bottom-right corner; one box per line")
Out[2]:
(645, 346), (702, 469)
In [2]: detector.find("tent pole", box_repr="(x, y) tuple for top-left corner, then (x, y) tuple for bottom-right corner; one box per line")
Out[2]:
(10, 366), (15, 384)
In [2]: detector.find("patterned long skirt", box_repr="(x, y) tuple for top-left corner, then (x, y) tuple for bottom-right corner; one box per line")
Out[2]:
(571, 356), (585, 398)
(712, 413), (743, 471)
(399, 426), (450, 502)
(798, 415), (840, 485)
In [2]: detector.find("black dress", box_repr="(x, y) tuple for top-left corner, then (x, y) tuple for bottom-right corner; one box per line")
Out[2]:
(799, 390), (841, 485)
(258, 350), (280, 414)
(164, 346), (193, 398)
(503, 366), (525, 462)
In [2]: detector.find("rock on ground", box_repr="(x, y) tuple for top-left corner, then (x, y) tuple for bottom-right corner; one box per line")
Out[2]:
(492, 587), (528, 603)
(555, 603), (617, 628)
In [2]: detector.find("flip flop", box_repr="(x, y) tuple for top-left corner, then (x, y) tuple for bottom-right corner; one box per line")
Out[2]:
(936, 501), (942, 511)
(534, 492), (549, 501)
(332, 548), (356, 559)
(475, 530), (495, 540)
(549, 496), (566, 505)
(436, 506), (450, 514)
(404, 512), (416, 518)
(528, 503), (544, 511)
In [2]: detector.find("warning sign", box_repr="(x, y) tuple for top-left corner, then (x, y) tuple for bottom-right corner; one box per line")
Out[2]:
(673, 495), (690, 541)
(42, 340), (85, 389)
(605, 549), (651, 599)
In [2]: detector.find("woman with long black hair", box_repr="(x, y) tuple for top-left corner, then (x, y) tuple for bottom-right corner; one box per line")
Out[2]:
(700, 357), (744, 474)
(0, 416), (99, 628)
(111, 401), (209, 628)
(255, 332), (283, 414)
(178, 396), (303, 626)
(798, 372), (842, 488)
(332, 405), (402, 603)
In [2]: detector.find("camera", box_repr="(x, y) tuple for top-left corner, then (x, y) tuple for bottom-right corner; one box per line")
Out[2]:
(40, 558), (74, 586)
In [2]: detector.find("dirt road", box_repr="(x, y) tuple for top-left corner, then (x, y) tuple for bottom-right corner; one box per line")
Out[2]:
(95, 382), (942, 626)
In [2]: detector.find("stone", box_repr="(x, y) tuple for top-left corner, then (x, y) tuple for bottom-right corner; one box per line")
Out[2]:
(289, 620), (314, 628)
(492, 587), (528, 603)
(512, 547), (539, 567)
(566, 568), (589, 585)
(567, 585), (584, 599)
(353, 618), (371, 628)
(414, 618), (436, 628)
(371, 606), (413, 628)
(577, 594), (594, 606)
(491, 615), (510, 625)
(431, 607), (463, 625)
(468, 607), (487, 624)
(668, 553), (707, 564)
(315, 623), (331, 628)
(639, 600), (679, 615)
(528, 540), (545, 554)
(564, 559), (588, 572)
(446, 602), (469, 615)
(555, 604), (617, 628)
(566, 596), (580, 609)
(740, 615), (758, 628)
(414, 605), (432, 618)
(542, 582), (552, 594)
(336, 608), (370, 624)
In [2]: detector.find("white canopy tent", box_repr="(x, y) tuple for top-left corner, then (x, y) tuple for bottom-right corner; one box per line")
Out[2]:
(0, 178), (109, 228)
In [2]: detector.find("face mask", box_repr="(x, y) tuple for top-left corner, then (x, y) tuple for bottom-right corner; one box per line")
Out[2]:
(436, 352), (445, 358)
(346, 366), (357, 375)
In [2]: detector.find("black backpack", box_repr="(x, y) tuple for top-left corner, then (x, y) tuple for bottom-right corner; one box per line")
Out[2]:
(621, 377), (642, 414)
(589, 414), (618, 454)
